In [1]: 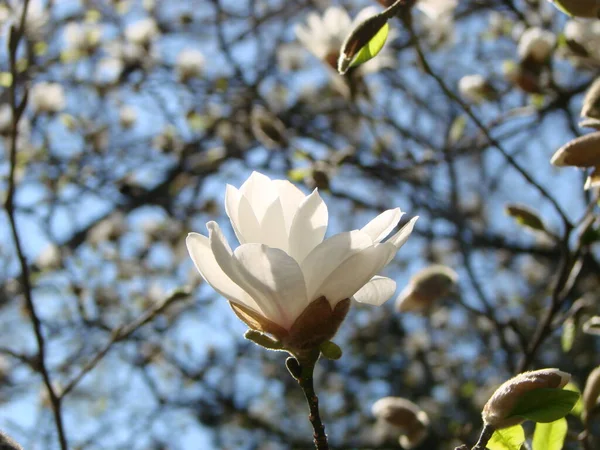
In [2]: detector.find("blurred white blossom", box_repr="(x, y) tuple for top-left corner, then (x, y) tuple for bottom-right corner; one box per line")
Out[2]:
(518, 27), (556, 62)
(30, 82), (66, 114)
(6, 0), (49, 41)
(64, 22), (102, 53)
(119, 105), (137, 128)
(458, 74), (494, 104)
(125, 17), (158, 46)
(176, 49), (205, 81)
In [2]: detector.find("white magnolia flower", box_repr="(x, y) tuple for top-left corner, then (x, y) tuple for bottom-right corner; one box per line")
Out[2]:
(295, 6), (395, 75)
(30, 82), (66, 113)
(517, 27), (556, 62)
(176, 49), (205, 81)
(125, 17), (158, 46)
(187, 172), (417, 349)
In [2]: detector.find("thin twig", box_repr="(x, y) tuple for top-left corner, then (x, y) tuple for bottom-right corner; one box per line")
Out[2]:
(60, 289), (189, 397)
(407, 20), (571, 229)
(4, 1), (68, 449)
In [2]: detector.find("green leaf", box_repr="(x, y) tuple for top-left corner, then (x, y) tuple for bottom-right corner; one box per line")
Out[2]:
(349, 22), (389, 69)
(509, 388), (580, 423)
(564, 382), (584, 417)
(532, 418), (568, 450)
(449, 115), (467, 145)
(319, 341), (342, 360)
(505, 204), (546, 233)
(561, 317), (575, 353)
(487, 425), (525, 450)
(244, 330), (283, 350)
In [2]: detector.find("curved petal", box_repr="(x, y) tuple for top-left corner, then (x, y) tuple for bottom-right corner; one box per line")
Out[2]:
(302, 230), (373, 300)
(272, 180), (306, 230)
(315, 243), (396, 306)
(360, 208), (403, 243)
(207, 221), (273, 320)
(240, 172), (278, 223)
(385, 216), (418, 264)
(258, 197), (289, 252)
(225, 185), (262, 244)
(233, 243), (308, 329)
(353, 276), (396, 306)
(186, 232), (260, 312)
(288, 189), (328, 264)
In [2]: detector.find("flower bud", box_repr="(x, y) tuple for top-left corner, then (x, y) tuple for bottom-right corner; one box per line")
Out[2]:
(458, 74), (496, 104)
(583, 316), (600, 336)
(176, 49), (205, 81)
(482, 368), (571, 429)
(250, 106), (289, 149)
(581, 77), (600, 124)
(583, 365), (600, 421)
(517, 27), (556, 63)
(552, 133), (600, 168)
(119, 105), (137, 129)
(338, 13), (389, 74)
(0, 431), (23, 450)
(372, 397), (429, 449)
(396, 265), (458, 313)
(551, 132), (600, 190)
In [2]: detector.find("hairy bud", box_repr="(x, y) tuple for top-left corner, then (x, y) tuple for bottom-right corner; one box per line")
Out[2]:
(396, 265), (458, 313)
(372, 397), (429, 449)
(482, 368), (571, 429)
(583, 366), (600, 422)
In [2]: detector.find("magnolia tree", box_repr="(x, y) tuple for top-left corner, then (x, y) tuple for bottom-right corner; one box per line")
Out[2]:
(1, 0), (599, 449)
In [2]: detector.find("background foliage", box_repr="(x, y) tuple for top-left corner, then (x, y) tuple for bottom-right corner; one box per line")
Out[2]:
(0, 0), (599, 448)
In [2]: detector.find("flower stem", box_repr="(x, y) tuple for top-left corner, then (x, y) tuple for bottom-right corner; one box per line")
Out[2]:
(287, 350), (329, 450)
(473, 424), (494, 450)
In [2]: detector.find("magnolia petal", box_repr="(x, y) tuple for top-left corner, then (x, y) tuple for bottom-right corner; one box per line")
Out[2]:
(207, 221), (273, 319)
(233, 243), (308, 329)
(186, 232), (261, 312)
(225, 185), (261, 244)
(353, 276), (397, 306)
(272, 180), (306, 229)
(258, 198), (289, 252)
(302, 230), (373, 300)
(315, 243), (396, 306)
(385, 216), (418, 264)
(288, 189), (328, 263)
(360, 208), (403, 243)
(240, 171), (279, 222)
